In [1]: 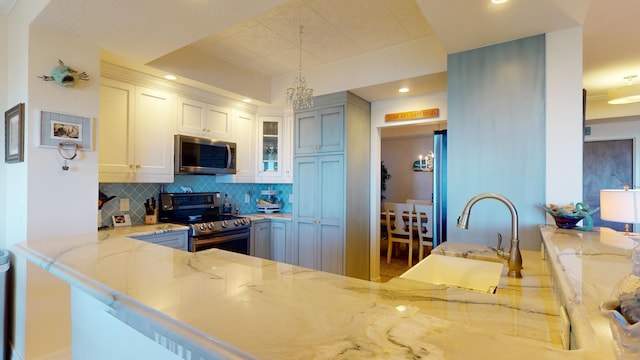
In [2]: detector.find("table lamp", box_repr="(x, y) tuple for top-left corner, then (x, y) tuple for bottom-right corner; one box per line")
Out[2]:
(600, 186), (640, 236)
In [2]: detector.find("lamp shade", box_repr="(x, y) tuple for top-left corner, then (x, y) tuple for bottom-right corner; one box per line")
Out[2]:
(600, 189), (640, 223)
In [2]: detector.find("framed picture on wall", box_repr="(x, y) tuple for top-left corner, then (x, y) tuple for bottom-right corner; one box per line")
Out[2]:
(39, 110), (93, 150)
(5, 103), (25, 163)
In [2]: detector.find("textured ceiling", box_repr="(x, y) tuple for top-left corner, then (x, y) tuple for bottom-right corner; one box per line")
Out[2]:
(18, 0), (640, 105)
(190, 0), (433, 78)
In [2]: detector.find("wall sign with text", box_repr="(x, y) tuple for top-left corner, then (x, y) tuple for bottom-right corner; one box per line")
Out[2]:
(385, 108), (439, 122)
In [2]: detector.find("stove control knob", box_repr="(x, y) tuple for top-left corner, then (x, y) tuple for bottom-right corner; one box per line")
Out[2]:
(198, 224), (206, 231)
(221, 221), (228, 228)
(207, 222), (215, 230)
(234, 219), (240, 226)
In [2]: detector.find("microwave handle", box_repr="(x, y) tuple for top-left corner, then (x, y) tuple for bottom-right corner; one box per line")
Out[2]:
(226, 144), (232, 169)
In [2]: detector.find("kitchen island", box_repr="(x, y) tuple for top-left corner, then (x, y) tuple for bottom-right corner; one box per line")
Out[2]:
(13, 225), (624, 359)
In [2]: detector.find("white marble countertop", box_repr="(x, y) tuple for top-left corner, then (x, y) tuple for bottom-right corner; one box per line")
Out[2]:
(99, 223), (190, 237)
(244, 212), (292, 221)
(538, 225), (631, 357)
(13, 225), (623, 359)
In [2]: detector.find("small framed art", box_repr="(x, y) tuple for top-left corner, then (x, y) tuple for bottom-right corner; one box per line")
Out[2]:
(5, 103), (25, 163)
(112, 214), (132, 227)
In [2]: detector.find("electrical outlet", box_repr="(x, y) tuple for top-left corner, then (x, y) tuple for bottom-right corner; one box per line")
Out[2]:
(245, 193), (250, 203)
(119, 198), (130, 212)
(288, 194), (294, 203)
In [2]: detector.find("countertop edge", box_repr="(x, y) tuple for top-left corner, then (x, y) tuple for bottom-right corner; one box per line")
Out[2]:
(12, 239), (253, 359)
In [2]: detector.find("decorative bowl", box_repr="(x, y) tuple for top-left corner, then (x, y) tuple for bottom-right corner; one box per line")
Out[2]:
(541, 202), (599, 231)
(552, 214), (584, 229)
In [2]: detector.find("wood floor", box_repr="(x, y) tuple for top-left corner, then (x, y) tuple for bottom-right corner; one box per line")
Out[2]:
(378, 240), (432, 282)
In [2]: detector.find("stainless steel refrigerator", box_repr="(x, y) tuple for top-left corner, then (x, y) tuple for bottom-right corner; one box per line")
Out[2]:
(432, 130), (447, 246)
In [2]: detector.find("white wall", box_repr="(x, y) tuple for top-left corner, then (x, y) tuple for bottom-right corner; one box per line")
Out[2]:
(545, 27), (584, 209)
(4, 1), (47, 357)
(1, 13), (8, 251)
(381, 135), (434, 205)
(5, 1), (101, 358)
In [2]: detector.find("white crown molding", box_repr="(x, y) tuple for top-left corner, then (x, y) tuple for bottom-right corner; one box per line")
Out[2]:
(100, 62), (257, 114)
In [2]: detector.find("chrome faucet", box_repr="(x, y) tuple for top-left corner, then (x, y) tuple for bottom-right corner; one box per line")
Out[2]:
(457, 192), (523, 278)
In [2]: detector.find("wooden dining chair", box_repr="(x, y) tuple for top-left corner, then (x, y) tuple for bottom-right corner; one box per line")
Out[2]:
(414, 204), (434, 261)
(385, 202), (415, 267)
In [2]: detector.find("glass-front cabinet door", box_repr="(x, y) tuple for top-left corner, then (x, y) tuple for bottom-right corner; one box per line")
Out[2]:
(258, 116), (283, 179)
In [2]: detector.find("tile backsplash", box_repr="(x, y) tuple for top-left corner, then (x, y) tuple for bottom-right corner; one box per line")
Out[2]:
(99, 175), (292, 227)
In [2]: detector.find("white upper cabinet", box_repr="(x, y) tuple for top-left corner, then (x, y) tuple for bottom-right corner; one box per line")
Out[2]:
(176, 96), (232, 140)
(217, 109), (256, 183)
(255, 115), (293, 184)
(99, 77), (175, 183)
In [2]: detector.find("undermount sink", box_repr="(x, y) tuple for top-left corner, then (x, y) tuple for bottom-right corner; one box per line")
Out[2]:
(400, 254), (504, 293)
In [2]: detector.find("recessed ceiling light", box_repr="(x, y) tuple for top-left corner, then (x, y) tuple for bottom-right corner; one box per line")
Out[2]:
(492, 0), (508, 4)
(398, 87), (410, 93)
(164, 74), (177, 81)
(242, 98), (252, 103)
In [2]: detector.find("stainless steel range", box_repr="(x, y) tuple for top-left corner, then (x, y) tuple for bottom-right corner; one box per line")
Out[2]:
(158, 192), (251, 253)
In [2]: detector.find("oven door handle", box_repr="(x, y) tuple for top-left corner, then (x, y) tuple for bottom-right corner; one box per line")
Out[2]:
(194, 231), (249, 246)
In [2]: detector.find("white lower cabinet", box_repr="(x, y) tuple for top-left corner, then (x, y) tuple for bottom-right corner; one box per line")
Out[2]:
(131, 230), (188, 251)
(251, 219), (291, 263)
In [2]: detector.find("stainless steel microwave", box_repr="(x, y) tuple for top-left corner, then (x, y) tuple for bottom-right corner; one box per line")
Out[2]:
(174, 134), (236, 175)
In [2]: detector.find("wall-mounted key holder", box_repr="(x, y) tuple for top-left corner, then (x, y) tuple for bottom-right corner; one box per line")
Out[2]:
(58, 142), (79, 171)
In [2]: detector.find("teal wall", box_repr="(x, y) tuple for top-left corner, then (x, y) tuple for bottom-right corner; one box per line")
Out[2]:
(446, 35), (546, 250)
(99, 176), (291, 227)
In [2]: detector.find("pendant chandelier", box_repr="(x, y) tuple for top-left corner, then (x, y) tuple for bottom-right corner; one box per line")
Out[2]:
(286, 25), (314, 111)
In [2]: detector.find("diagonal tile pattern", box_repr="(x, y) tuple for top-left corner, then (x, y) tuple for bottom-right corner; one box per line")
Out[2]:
(99, 176), (292, 227)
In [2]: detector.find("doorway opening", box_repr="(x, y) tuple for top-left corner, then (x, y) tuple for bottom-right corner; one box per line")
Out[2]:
(583, 138), (635, 231)
(378, 122), (445, 282)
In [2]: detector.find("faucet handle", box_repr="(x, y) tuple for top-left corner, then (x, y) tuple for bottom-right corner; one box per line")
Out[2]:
(496, 232), (510, 260)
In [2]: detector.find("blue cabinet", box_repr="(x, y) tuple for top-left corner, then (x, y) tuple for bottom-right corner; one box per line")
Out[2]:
(292, 92), (370, 279)
(131, 230), (188, 251)
(252, 220), (271, 259)
(294, 155), (344, 273)
(269, 220), (289, 263)
(251, 219), (291, 263)
(294, 105), (344, 154)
